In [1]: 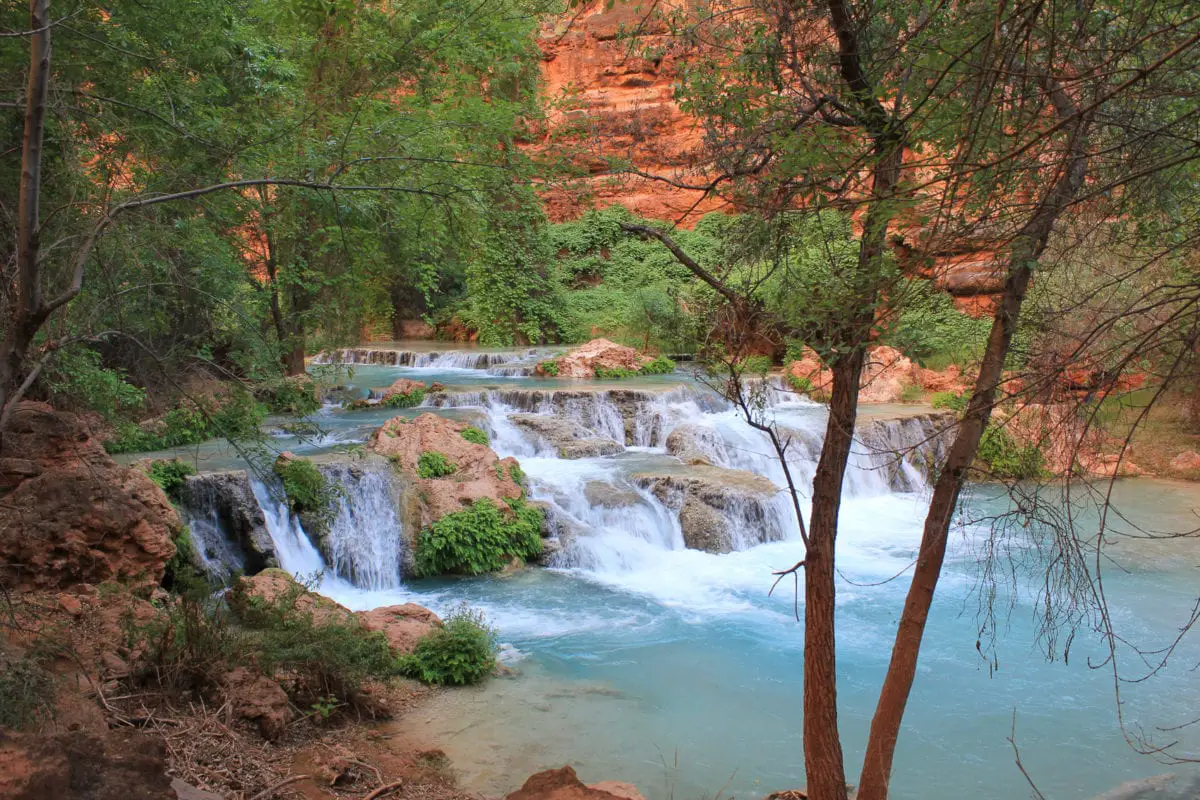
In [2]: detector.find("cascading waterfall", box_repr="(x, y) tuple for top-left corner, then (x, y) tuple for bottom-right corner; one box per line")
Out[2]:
(312, 347), (538, 372)
(319, 464), (404, 590)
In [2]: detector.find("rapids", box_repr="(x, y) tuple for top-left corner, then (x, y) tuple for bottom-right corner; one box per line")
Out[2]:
(170, 343), (1200, 800)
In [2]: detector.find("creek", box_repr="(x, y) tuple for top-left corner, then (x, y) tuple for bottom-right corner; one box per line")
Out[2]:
(160, 343), (1200, 799)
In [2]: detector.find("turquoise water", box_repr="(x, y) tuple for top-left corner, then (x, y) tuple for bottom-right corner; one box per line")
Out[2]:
(166, 346), (1200, 798)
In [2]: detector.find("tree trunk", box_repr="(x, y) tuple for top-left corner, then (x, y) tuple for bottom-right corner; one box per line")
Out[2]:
(802, 349), (866, 800)
(0, 0), (53, 441)
(855, 86), (1090, 800)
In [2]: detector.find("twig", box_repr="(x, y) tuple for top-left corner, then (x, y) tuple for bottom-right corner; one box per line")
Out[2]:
(246, 774), (309, 800)
(364, 780), (406, 800)
(1007, 711), (1046, 800)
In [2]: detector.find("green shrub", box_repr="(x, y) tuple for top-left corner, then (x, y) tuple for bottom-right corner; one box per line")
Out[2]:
(274, 457), (337, 534)
(931, 391), (970, 413)
(401, 605), (496, 686)
(594, 365), (638, 379)
(508, 463), (525, 484)
(146, 459), (196, 497)
(460, 426), (490, 446)
(417, 451), (458, 479)
(382, 387), (426, 408)
(539, 359), (560, 377)
(737, 355), (772, 375)
(786, 374), (813, 394)
(976, 425), (1046, 480)
(0, 650), (56, 730)
(640, 355), (677, 375)
(261, 377), (321, 416)
(43, 346), (145, 421)
(414, 499), (544, 576)
(106, 392), (267, 454)
(899, 383), (925, 403)
(162, 525), (207, 592)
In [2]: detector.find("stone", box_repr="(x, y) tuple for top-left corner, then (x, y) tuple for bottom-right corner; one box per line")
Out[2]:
(356, 604), (442, 655)
(221, 667), (294, 741)
(369, 413), (524, 525)
(633, 465), (784, 553)
(583, 481), (643, 508)
(227, 569), (355, 627)
(0, 403), (179, 593)
(1169, 450), (1200, 473)
(1092, 773), (1200, 800)
(510, 413), (623, 459)
(547, 338), (651, 379)
(0, 729), (173, 800)
(508, 766), (645, 800)
(858, 346), (918, 403)
(380, 377), (427, 400)
(665, 424), (726, 466)
(178, 470), (276, 573)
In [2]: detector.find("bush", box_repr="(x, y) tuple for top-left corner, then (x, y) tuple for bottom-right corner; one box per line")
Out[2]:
(640, 354), (677, 375)
(106, 391), (267, 454)
(162, 525), (207, 593)
(508, 463), (525, 484)
(594, 365), (638, 379)
(43, 346), (145, 421)
(737, 355), (772, 375)
(382, 387), (425, 409)
(417, 451), (458, 478)
(460, 426), (489, 446)
(786, 374), (813, 394)
(261, 377), (321, 416)
(274, 457), (331, 514)
(899, 383), (925, 403)
(976, 425), (1046, 480)
(931, 391), (970, 413)
(539, 359), (560, 377)
(401, 605), (496, 686)
(146, 459), (196, 497)
(414, 499), (544, 577)
(0, 650), (56, 730)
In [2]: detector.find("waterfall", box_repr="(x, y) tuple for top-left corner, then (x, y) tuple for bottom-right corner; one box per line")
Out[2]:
(319, 464), (404, 590)
(250, 479), (327, 579)
(312, 347), (537, 372)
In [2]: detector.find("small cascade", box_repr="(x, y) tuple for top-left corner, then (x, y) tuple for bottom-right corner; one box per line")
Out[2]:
(313, 347), (530, 371)
(319, 463), (404, 589)
(250, 480), (327, 579)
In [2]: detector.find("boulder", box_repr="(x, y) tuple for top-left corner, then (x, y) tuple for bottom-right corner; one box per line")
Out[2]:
(633, 465), (784, 553)
(221, 667), (294, 741)
(509, 413), (623, 459)
(227, 568), (354, 627)
(1169, 450), (1200, 474)
(380, 378), (427, 400)
(356, 603), (442, 655)
(785, 348), (833, 395)
(915, 363), (967, 393)
(507, 766), (646, 800)
(665, 424), (726, 466)
(369, 413), (523, 525)
(178, 470), (276, 574)
(858, 346), (918, 403)
(0, 403), (179, 592)
(0, 729), (174, 800)
(549, 338), (650, 379)
(583, 481), (643, 508)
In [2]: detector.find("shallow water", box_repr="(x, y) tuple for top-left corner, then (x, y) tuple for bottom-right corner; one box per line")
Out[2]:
(168, 344), (1200, 798)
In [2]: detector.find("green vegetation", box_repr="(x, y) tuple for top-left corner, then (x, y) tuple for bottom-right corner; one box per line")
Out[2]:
(0, 649), (56, 730)
(162, 525), (205, 593)
(594, 365), (638, 379)
(382, 388), (426, 409)
(976, 425), (1046, 480)
(931, 391), (970, 413)
(885, 282), (992, 369)
(399, 605), (497, 686)
(594, 355), (677, 380)
(106, 392), (267, 454)
(414, 499), (543, 577)
(274, 457), (337, 533)
(261, 377), (321, 417)
(417, 451), (458, 479)
(508, 463), (525, 485)
(787, 374), (814, 394)
(460, 426), (490, 446)
(146, 459), (197, 498)
(539, 359), (560, 376)
(738, 355), (774, 375)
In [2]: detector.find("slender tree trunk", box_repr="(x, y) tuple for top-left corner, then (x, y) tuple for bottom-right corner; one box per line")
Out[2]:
(802, 349), (866, 800)
(855, 93), (1090, 800)
(0, 0), (52, 440)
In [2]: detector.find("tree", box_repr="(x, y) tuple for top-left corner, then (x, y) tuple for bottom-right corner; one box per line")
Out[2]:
(621, 0), (1200, 794)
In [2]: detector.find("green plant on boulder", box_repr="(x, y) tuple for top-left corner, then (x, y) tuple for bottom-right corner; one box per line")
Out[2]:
(274, 457), (331, 513)
(976, 424), (1046, 480)
(786, 374), (814, 394)
(400, 605), (497, 686)
(261, 377), (321, 416)
(594, 365), (638, 379)
(417, 451), (458, 479)
(931, 391), (970, 413)
(146, 459), (197, 498)
(640, 355), (677, 375)
(508, 463), (525, 485)
(414, 499), (543, 577)
(737, 355), (772, 376)
(382, 388), (425, 409)
(539, 359), (560, 377)
(460, 426), (489, 446)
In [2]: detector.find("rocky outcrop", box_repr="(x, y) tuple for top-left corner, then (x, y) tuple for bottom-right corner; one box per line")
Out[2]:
(1002, 403), (1144, 477)
(380, 377), (427, 400)
(221, 667), (294, 741)
(855, 411), (957, 490)
(357, 604), (443, 654)
(178, 470), (275, 575)
(509, 413), (623, 458)
(0, 729), (174, 800)
(633, 465), (785, 553)
(665, 424), (728, 465)
(508, 766), (647, 800)
(784, 345), (965, 404)
(0, 403), (178, 592)
(543, 338), (651, 379)
(369, 413), (525, 527)
(583, 481), (643, 508)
